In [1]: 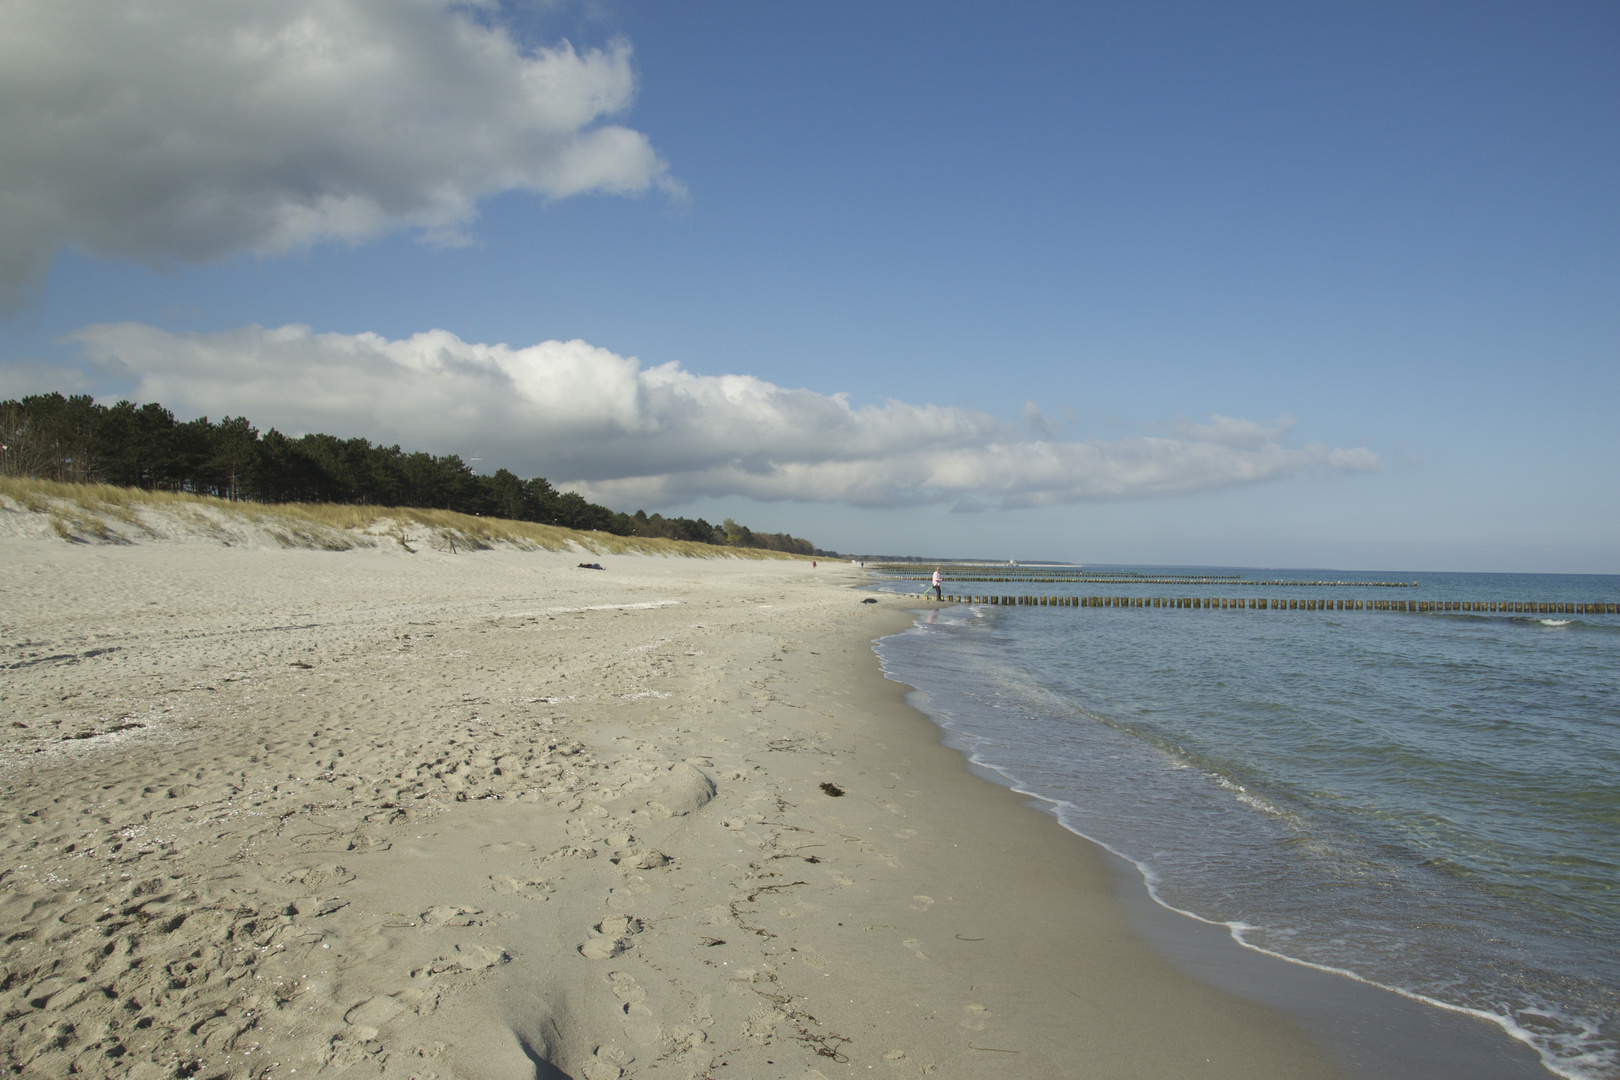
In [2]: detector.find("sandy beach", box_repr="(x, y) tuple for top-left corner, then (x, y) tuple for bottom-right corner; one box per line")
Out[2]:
(0, 515), (1346, 1079)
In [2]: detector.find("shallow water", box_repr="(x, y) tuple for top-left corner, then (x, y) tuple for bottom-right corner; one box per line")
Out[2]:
(871, 568), (1620, 1080)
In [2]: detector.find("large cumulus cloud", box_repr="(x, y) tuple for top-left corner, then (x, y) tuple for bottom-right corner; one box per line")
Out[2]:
(0, 0), (677, 307)
(67, 322), (1381, 509)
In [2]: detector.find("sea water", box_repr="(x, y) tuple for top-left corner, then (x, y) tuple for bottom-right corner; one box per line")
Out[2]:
(869, 569), (1619, 1080)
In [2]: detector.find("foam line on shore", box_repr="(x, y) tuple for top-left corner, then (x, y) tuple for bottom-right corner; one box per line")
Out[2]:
(877, 602), (1570, 1080)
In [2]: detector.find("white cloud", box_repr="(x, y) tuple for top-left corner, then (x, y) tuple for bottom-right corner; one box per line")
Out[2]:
(1169, 414), (1294, 448)
(67, 322), (1381, 509)
(1021, 400), (1057, 438)
(0, 0), (676, 307)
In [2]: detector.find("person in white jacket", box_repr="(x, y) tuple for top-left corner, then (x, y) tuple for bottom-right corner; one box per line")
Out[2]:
(931, 569), (943, 601)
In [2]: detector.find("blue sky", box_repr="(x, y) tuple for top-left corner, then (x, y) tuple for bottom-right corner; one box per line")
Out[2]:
(2, 1), (1616, 571)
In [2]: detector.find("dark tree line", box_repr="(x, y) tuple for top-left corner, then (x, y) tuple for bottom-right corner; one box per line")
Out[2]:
(0, 392), (815, 553)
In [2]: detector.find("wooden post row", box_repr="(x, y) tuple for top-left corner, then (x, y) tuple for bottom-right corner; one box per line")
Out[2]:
(923, 595), (1618, 614)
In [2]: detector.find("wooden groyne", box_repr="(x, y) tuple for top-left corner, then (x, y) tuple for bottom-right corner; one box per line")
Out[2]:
(908, 595), (1618, 615)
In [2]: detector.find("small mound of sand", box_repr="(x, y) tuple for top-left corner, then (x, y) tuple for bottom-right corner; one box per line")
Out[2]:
(643, 762), (717, 816)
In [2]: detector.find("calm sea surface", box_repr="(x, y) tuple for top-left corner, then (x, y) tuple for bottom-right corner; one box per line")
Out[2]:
(870, 568), (1619, 1080)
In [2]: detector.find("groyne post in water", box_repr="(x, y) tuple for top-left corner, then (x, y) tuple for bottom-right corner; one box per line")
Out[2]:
(916, 594), (1619, 615)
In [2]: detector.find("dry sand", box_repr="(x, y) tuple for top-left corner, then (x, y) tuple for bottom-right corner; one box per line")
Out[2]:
(0, 517), (1346, 1079)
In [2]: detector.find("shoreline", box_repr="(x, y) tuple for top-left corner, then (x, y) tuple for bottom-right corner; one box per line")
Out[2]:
(878, 600), (1563, 1080)
(3, 536), (1357, 1078)
(1109, 858), (1555, 1080)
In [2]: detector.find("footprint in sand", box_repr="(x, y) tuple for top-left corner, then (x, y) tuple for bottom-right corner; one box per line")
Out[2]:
(960, 1003), (990, 1031)
(600, 913), (642, 937)
(609, 971), (647, 1008)
(416, 943), (510, 977)
(607, 971), (662, 1046)
(795, 947), (830, 971)
(610, 848), (672, 870)
(602, 971), (709, 1055)
(743, 1004), (786, 1046)
(691, 993), (714, 1026)
(580, 936), (625, 959)
(343, 991), (414, 1039)
(284, 864), (356, 889)
(903, 938), (928, 960)
(583, 1043), (635, 1080)
(910, 894), (934, 910)
(420, 905), (482, 928)
(664, 1025), (707, 1053)
(490, 874), (554, 899)
(606, 882), (651, 911)
(580, 914), (643, 959)
(290, 896), (350, 917)
(544, 844), (598, 861)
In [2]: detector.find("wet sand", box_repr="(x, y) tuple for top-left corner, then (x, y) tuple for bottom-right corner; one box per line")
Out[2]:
(1, 531), (1347, 1079)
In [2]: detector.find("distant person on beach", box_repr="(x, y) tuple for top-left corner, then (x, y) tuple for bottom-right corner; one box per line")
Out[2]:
(932, 569), (943, 601)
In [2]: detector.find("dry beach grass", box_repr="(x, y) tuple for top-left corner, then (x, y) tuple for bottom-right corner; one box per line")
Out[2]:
(0, 479), (793, 559)
(0, 487), (1343, 1079)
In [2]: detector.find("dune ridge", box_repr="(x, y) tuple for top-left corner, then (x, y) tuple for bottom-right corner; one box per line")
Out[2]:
(0, 478), (806, 559)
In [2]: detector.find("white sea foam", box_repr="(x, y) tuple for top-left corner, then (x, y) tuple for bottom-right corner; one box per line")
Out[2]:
(957, 721), (1615, 1080)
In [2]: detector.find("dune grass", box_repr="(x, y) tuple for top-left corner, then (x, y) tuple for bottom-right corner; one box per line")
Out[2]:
(0, 477), (807, 560)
